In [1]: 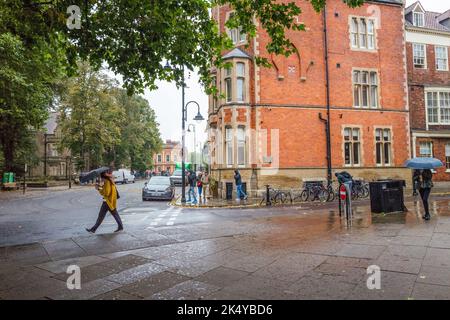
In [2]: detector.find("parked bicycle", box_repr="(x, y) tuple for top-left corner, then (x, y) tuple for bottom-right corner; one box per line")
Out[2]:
(300, 181), (329, 203)
(260, 187), (290, 205)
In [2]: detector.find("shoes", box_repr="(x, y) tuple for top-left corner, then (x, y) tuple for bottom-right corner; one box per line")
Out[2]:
(114, 228), (124, 233)
(86, 228), (95, 234)
(244, 195), (248, 200)
(422, 214), (431, 221)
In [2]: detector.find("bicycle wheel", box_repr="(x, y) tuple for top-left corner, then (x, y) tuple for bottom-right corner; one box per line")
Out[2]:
(362, 185), (370, 198)
(300, 190), (309, 202)
(274, 192), (286, 204)
(318, 189), (329, 202)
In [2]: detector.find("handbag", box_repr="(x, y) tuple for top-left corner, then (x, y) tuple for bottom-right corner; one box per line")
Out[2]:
(116, 189), (120, 199)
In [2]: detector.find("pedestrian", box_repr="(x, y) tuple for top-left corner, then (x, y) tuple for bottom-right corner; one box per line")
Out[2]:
(418, 169), (433, 221)
(203, 172), (210, 201)
(187, 170), (197, 204)
(197, 172), (203, 203)
(86, 169), (124, 233)
(234, 170), (248, 200)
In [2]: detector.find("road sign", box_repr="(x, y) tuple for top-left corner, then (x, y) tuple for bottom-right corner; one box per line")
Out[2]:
(340, 185), (347, 201)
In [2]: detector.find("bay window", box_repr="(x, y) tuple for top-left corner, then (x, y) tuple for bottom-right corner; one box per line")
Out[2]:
(237, 126), (246, 166)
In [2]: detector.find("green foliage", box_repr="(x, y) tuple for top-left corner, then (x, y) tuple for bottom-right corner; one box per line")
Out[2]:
(58, 62), (162, 171)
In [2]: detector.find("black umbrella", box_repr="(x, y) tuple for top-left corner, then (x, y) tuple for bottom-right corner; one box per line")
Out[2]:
(79, 167), (111, 184)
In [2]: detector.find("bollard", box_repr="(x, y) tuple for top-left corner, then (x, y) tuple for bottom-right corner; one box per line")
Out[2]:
(266, 185), (272, 206)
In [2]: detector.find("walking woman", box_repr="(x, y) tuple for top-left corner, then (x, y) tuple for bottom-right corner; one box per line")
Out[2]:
(86, 170), (124, 233)
(418, 169), (433, 221)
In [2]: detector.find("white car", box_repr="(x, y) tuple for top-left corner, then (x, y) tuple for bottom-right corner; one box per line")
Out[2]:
(113, 169), (135, 184)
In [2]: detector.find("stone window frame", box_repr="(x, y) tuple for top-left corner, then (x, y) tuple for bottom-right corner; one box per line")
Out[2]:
(166, 154), (170, 163)
(413, 43), (427, 69)
(435, 46), (449, 72)
(374, 127), (393, 167)
(221, 59), (250, 105)
(225, 11), (247, 46)
(157, 154), (162, 163)
(348, 16), (377, 52)
(343, 126), (363, 167)
(425, 89), (450, 126)
(352, 68), (380, 109)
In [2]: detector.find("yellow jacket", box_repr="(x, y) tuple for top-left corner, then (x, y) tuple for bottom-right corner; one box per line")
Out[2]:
(98, 178), (117, 210)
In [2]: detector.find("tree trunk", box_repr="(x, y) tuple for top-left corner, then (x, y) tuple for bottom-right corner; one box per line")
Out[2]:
(2, 137), (16, 172)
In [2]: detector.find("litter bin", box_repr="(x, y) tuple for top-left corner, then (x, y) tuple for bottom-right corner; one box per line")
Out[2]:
(2, 172), (13, 183)
(369, 180), (405, 213)
(226, 182), (233, 200)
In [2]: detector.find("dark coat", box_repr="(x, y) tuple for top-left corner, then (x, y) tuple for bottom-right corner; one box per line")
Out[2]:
(234, 172), (242, 185)
(188, 172), (196, 187)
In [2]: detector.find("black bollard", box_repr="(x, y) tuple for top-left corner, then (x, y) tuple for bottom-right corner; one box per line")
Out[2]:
(266, 185), (272, 206)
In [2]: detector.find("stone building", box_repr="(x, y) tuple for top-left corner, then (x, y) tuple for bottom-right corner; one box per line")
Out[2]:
(208, 0), (411, 197)
(406, 1), (450, 181)
(152, 140), (183, 175)
(29, 112), (74, 179)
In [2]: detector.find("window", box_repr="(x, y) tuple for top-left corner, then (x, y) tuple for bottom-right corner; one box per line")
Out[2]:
(225, 67), (232, 103)
(226, 127), (233, 166)
(353, 70), (379, 108)
(427, 91), (450, 124)
(413, 12), (424, 27)
(344, 128), (361, 166)
(166, 154), (170, 162)
(375, 129), (391, 166)
(174, 155), (177, 162)
(157, 154), (162, 163)
(413, 44), (426, 69)
(236, 63), (245, 102)
(436, 46), (449, 71)
(419, 142), (432, 157)
(227, 12), (246, 45)
(350, 17), (376, 50)
(237, 127), (246, 166)
(446, 144), (450, 170)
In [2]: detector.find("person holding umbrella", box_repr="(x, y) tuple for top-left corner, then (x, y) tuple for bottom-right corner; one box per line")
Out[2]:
(86, 169), (123, 233)
(418, 169), (433, 221)
(405, 157), (442, 221)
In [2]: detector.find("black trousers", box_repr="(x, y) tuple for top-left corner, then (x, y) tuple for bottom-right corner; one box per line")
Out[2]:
(419, 187), (431, 216)
(91, 202), (123, 231)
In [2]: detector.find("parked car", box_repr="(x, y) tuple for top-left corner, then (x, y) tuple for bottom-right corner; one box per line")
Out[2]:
(113, 169), (135, 184)
(142, 176), (175, 201)
(170, 169), (183, 186)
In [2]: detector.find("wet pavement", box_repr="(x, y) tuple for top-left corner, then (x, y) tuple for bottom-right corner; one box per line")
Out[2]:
(1, 188), (450, 299)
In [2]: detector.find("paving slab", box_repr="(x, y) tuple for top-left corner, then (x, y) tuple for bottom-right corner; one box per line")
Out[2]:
(147, 280), (220, 300)
(411, 283), (450, 300)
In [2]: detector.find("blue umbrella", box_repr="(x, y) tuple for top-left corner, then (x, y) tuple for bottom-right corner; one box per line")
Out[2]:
(404, 157), (443, 170)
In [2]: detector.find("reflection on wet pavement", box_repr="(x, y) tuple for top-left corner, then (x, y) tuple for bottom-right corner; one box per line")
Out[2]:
(1, 197), (450, 300)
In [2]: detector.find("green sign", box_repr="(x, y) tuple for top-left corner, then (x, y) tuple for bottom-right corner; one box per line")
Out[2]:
(175, 162), (192, 170)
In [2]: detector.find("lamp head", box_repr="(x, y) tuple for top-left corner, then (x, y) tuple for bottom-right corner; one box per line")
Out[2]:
(193, 112), (204, 123)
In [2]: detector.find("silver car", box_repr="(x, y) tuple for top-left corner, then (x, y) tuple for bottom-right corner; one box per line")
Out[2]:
(142, 176), (175, 201)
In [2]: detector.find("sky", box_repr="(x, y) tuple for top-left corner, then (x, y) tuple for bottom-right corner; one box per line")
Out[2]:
(130, 0), (449, 153)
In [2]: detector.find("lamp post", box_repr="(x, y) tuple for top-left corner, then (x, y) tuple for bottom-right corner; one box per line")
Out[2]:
(187, 124), (197, 171)
(164, 62), (205, 203)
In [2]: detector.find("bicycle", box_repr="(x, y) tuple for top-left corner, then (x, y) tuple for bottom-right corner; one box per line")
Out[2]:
(300, 181), (329, 203)
(260, 187), (290, 205)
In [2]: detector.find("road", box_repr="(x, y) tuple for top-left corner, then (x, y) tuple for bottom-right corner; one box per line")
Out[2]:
(0, 181), (301, 246)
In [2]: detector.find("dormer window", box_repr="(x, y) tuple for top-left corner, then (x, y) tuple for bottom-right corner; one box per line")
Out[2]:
(413, 11), (424, 27)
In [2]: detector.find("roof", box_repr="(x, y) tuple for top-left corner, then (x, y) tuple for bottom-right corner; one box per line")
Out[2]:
(44, 112), (58, 134)
(369, 0), (402, 5)
(405, 1), (450, 33)
(222, 48), (252, 60)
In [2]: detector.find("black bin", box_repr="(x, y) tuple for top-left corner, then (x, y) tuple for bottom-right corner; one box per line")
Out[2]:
(369, 180), (406, 213)
(226, 182), (233, 200)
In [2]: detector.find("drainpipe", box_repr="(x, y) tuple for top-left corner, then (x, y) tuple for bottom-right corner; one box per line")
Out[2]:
(322, 5), (332, 185)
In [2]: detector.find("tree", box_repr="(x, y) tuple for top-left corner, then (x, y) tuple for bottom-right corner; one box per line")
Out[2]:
(110, 89), (163, 172)
(3, 0), (364, 93)
(58, 62), (162, 171)
(0, 32), (65, 172)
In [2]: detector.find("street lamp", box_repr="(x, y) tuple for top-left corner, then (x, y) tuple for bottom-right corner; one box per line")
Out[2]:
(164, 62), (205, 203)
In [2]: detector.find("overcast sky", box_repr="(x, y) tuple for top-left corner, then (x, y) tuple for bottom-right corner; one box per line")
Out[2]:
(138, 0), (448, 153)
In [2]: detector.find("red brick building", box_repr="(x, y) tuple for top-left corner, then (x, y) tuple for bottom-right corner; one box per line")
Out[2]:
(152, 140), (182, 175)
(208, 0), (411, 196)
(405, 1), (450, 181)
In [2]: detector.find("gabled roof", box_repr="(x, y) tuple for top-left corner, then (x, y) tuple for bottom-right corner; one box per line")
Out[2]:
(222, 48), (252, 60)
(405, 1), (450, 33)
